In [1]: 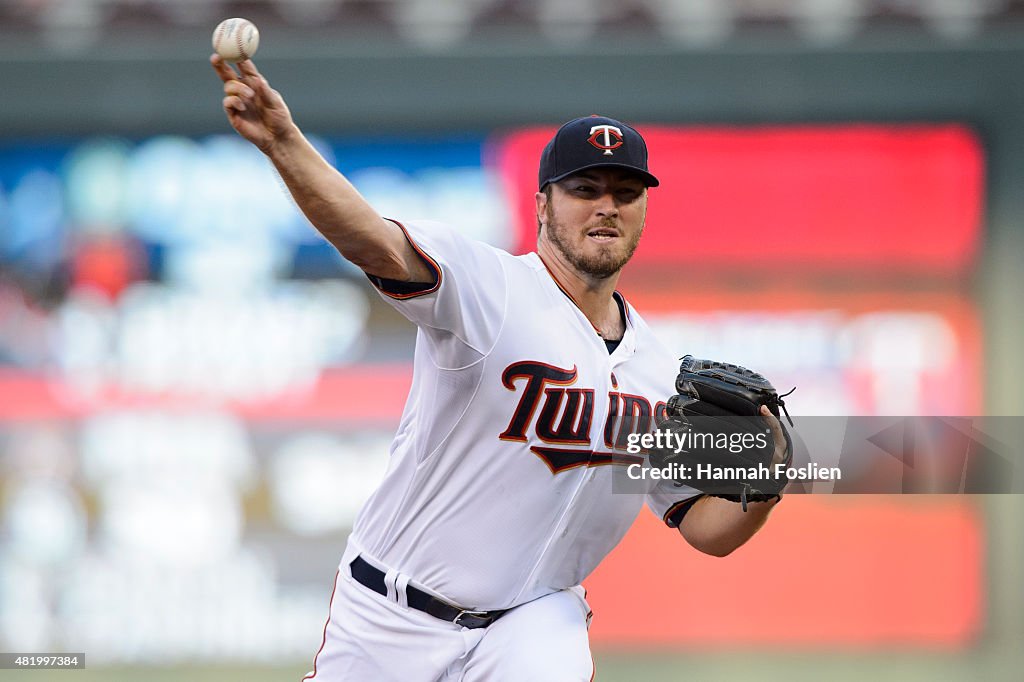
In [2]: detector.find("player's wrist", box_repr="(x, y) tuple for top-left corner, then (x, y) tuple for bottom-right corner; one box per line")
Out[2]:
(263, 122), (306, 161)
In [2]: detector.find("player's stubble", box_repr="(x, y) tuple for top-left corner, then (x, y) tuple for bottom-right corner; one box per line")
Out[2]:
(543, 201), (644, 279)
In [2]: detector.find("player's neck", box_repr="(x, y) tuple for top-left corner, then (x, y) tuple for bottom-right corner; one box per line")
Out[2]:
(537, 249), (624, 338)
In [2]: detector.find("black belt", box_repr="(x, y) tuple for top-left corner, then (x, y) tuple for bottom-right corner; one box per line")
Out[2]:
(349, 555), (509, 629)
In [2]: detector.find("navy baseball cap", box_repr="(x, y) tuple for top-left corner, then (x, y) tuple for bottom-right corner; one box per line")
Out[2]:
(538, 115), (659, 190)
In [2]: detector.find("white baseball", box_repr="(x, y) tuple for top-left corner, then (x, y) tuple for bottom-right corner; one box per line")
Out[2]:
(212, 18), (260, 63)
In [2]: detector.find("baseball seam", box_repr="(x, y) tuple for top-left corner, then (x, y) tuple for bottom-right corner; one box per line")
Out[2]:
(237, 26), (248, 61)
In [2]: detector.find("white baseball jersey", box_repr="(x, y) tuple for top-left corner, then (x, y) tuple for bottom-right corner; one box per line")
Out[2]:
(349, 219), (699, 611)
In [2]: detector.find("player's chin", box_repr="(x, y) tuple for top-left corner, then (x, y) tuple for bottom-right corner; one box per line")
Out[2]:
(587, 239), (632, 262)
(578, 248), (632, 278)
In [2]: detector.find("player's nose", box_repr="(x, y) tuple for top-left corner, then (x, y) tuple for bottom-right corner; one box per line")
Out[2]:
(592, 191), (619, 217)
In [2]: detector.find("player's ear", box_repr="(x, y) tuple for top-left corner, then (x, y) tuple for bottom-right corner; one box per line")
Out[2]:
(534, 190), (548, 224)
(534, 190), (548, 235)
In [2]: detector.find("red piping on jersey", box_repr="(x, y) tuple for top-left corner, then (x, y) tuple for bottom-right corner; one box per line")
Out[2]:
(662, 496), (703, 527)
(582, 586), (595, 682)
(536, 253), (632, 337)
(302, 570), (340, 680)
(371, 218), (443, 300)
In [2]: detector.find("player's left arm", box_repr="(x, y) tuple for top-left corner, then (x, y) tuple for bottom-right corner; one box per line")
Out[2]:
(676, 406), (787, 557)
(676, 495), (779, 557)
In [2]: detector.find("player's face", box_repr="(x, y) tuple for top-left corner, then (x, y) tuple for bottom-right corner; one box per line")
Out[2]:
(539, 169), (648, 279)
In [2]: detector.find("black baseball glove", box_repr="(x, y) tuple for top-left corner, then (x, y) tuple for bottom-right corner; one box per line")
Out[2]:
(650, 355), (795, 511)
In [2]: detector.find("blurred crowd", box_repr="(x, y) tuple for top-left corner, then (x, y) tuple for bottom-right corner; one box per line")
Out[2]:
(2, 0), (1023, 48)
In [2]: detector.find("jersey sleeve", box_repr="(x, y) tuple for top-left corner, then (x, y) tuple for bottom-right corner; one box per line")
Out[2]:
(367, 219), (508, 360)
(645, 481), (704, 528)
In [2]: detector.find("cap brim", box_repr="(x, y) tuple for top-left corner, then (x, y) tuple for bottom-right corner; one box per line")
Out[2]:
(542, 163), (660, 189)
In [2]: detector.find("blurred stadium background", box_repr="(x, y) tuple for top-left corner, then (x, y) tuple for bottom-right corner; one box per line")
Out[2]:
(1, 0), (1023, 680)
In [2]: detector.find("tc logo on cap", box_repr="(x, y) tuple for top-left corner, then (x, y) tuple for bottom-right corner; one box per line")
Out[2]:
(588, 125), (623, 156)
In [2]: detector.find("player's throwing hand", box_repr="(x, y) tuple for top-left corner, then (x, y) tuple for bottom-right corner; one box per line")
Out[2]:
(210, 55), (294, 154)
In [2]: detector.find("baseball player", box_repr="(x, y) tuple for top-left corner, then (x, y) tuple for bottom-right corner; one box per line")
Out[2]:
(212, 54), (789, 681)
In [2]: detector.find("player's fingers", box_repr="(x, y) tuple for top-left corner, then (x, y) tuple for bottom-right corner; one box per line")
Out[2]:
(236, 60), (263, 89)
(760, 405), (787, 464)
(223, 95), (247, 113)
(237, 58), (261, 79)
(224, 79), (255, 100)
(236, 60), (279, 105)
(759, 405), (781, 433)
(210, 53), (239, 83)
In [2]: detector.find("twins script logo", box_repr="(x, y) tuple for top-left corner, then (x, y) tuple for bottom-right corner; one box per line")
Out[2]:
(588, 125), (623, 156)
(498, 361), (667, 473)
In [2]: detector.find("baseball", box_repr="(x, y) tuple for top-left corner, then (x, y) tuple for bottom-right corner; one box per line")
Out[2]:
(212, 18), (259, 63)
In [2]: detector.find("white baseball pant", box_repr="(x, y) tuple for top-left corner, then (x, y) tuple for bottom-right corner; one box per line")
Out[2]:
(302, 548), (594, 681)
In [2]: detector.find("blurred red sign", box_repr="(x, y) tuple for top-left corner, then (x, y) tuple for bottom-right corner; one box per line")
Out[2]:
(491, 125), (984, 273)
(586, 497), (983, 648)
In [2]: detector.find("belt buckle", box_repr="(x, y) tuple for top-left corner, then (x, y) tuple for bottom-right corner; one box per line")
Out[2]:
(453, 609), (491, 629)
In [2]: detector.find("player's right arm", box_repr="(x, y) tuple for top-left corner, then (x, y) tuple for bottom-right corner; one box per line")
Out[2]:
(210, 54), (433, 284)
